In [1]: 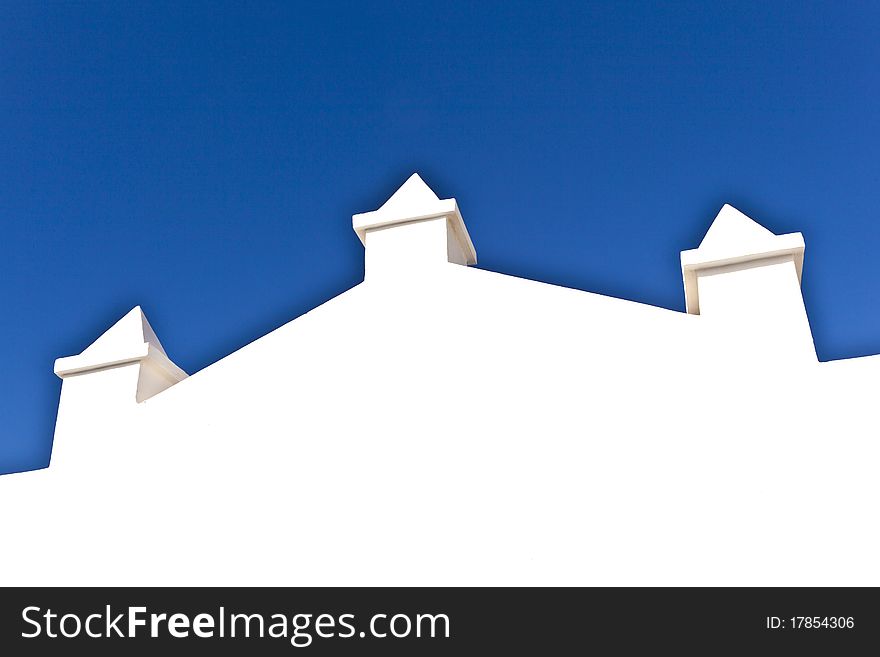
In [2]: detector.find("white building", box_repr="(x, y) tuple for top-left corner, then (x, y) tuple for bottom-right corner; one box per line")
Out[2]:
(2, 174), (878, 585)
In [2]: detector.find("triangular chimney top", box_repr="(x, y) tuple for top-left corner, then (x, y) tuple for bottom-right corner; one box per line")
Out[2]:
(54, 306), (186, 384)
(698, 204), (776, 251)
(352, 173), (477, 265)
(377, 173), (441, 215)
(680, 204), (805, 314)
(80, 306), (168, 361)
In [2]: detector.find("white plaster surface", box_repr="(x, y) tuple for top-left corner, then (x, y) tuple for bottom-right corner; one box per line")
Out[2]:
(2, 174), (878, 586)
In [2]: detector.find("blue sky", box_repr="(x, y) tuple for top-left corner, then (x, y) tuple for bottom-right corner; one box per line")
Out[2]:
(1, 1), (879, 474)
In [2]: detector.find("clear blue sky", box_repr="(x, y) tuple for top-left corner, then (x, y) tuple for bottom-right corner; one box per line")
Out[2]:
(2, 1), (879, 474)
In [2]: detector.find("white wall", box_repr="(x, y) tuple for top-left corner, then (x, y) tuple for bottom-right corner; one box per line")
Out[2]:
(2, 176), (878, 586)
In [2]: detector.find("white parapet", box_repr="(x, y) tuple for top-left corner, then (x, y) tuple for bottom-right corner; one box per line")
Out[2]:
(5, 179), (880, 588)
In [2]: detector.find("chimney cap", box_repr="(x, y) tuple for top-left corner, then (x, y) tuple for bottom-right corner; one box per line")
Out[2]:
(352, 173), (477, 265)
(54, 306), (187, 381)
(680, 204), (804, 314)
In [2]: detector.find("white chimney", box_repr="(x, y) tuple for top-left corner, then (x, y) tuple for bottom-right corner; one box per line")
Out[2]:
(352, 173), (477, 280)
(54, 306), (187, 404)
(680, 204), (814, 360)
